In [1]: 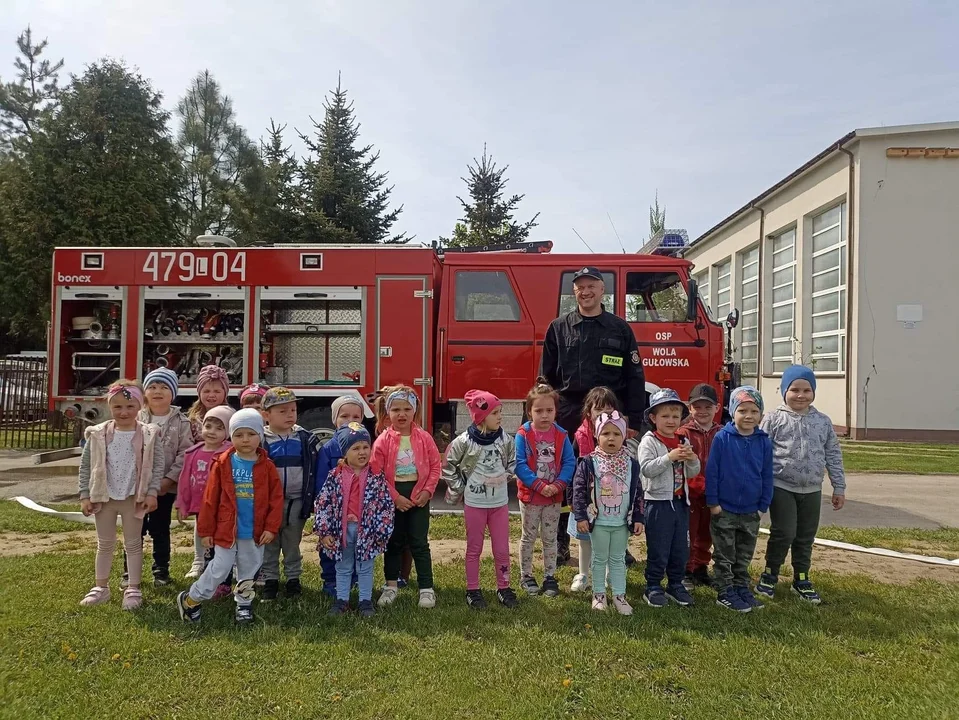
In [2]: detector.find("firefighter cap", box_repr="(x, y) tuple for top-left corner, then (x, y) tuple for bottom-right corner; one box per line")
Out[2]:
(572, 266), (604, 282)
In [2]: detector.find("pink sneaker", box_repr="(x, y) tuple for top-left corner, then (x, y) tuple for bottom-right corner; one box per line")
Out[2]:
(80, 586), (111, 606)
(122, 587), (143, 611)
(212, 583), (232, 600)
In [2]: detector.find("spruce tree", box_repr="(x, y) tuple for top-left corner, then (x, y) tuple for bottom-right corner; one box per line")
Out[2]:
(649, 190), (666, 240)
(0, 26), (63, 153)
(175, 70), (259, 243)
(298, 77), (405, 243)
(440, 144), (539, 248)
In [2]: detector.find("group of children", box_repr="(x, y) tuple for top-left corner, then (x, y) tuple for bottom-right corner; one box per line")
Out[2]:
(77, 361), (845, 622)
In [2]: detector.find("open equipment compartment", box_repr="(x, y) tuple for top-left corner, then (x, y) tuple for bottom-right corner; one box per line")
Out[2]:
(141, 286), (249, 390)
(55, 286), (126, 398)
(257, 286), (364, 387)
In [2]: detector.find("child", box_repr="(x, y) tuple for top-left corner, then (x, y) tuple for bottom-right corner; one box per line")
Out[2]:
(177, 409), (283, 625)
(706, 386), (773, 613)
(188, 365), (230, 442)
(637, 388), (700, 608)
(572, 411), (644, 615)
(260, 387), (320, 600)
(515, 380), (575, 597)
(175, 405), (235, 577)
(127, 367), (193, 586)
(444, 390), (519, 609)
(239, 383), (269, 411)
(316, 395), (366, 597)
(315, 422), (395, 617)
(757, 365), (846, 604)
(372, 386), (442, 609)
(568, 386), (620, 592)
(677, 383), (722, 588)
(78, 381), (164, 610)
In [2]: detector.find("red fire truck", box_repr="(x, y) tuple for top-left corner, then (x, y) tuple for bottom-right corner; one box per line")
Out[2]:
(48, 240), (737, 441)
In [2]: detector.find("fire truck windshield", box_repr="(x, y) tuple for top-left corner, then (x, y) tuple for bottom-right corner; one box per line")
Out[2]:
(625, 272), (690, 324)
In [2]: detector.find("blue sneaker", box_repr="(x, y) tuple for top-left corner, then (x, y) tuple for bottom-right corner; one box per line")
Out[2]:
(755, 573), (777, 599)
(792, 574), (822, 604)
(736, 585), (764, 610)
(397, 577), (409, 589)
(177, 591), (201, 623)
(716, 586), (751, 613)
(665, 584), (695, 607)
(643, 586), (668, 608)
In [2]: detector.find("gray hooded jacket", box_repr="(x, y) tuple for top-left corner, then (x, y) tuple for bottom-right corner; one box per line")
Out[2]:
(759, 405), (845, 496)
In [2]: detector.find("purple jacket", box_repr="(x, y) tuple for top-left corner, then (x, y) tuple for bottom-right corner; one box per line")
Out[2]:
(314, 465), (395, 563)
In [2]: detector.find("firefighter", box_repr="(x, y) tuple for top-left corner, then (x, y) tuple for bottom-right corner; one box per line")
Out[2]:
(541, 266), (647, 562)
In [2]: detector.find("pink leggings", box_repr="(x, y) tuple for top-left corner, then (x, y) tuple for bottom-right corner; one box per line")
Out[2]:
(464, 504), (511, 591)
(94, 497), (144, 585)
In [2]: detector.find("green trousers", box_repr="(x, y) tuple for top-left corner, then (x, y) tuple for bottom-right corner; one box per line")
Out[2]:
(710, 510), (760, 590)
(764, 488), (821, 577)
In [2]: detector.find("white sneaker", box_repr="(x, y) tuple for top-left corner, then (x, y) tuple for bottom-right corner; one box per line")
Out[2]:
(591, 592), (607, 611)
(418, 588), (436, 609)
(570, 574), (589, 592)
(377, 586), (399, 607)
(185, 561), (204, 579)
(612, 594), (633, 616)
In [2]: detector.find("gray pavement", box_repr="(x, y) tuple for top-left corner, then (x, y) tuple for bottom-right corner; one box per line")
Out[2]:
(0, 450), (956, 529)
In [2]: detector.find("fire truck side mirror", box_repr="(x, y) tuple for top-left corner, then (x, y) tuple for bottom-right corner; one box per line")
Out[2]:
(686, 278), (699, 322)
(725, 309), (740, 329)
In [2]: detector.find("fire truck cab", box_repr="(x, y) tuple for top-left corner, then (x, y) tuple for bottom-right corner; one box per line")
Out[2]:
(48, 242), (730, 440)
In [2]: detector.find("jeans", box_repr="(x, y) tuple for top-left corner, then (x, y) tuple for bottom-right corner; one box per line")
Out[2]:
(644, 499), (690, 589)
(336, 522), (375, 602)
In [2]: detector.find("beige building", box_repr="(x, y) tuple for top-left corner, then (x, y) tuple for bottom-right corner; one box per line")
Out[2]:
(685, 121), (959, 441)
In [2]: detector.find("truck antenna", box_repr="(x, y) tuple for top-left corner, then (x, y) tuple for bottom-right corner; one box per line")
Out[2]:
(572, 228), (595, 253)
(607, 212), (627, 254)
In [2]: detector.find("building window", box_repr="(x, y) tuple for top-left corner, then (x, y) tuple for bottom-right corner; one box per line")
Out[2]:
(769, 228), (796, 373)
(454, 271), (520, 321)
(558, 270), (617, 317)
(714, 259), (731, 321)
(739, 246), (759, 381)
(694, 269), (711, 320)
(809, 203), (846, 372)
(625, 272), (689, 322)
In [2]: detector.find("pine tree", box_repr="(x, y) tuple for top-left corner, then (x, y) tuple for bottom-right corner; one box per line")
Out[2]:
(298, 77), (405, 244)
(3, 59), (180, 344)
(649, 190), (666, 240)
(440, 144), (539, 248)
(175, 70), (259, 243)
(0, 26), (63, 153)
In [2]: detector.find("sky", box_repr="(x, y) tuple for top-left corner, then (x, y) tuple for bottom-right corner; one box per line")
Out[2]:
(4, 0), (958, 252)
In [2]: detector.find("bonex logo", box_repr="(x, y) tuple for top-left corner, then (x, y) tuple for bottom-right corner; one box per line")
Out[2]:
(57, 272), (92, 284)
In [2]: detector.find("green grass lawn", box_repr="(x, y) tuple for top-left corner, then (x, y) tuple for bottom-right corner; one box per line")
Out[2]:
(0, 499), (91, 534)
(814, 525), (959, 556)
(841, 440), (959, 474)
(1, 548), (957, 719)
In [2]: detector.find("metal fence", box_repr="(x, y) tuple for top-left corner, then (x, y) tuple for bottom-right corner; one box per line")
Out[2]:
(0, 358), (77, 450)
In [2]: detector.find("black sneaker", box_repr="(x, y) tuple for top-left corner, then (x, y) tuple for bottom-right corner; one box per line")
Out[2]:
(286, 578), (302, 598)
(497, 587), (519, 608)
(262, 579), (279, 601)
(665, 584), (695, 607)
(624, 550), (637, 567)
(153, 568), (171, 587)
(357, 600), (376, 618)
(177, 591), (201, 623)
(235, 605), (254, 625)
(557, 545), (571, 565)
(328, 599), (349, 616)
(521, 576), (540, 596)
(541, 576), (560, 597)
(466, 590), (487, 610)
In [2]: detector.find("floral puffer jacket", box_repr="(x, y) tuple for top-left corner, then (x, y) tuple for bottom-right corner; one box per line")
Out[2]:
(314, 465), (395, 563)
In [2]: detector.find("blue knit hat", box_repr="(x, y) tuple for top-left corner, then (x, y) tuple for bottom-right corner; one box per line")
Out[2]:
(780, 364), (817, 400)
(729, 385), (764, 416)
(230, 408), (264, 440)
(143, 367), (178, 397)
(333, 421), (371, 455)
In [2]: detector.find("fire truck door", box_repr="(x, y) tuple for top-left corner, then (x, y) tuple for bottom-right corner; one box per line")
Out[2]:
(376, 276), (430, 426)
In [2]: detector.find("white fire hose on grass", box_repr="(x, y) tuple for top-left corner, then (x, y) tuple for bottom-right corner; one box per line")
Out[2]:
(13, 496), (959, 568)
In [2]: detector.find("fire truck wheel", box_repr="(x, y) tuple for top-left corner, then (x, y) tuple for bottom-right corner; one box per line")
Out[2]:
(298, 406), (333, 435)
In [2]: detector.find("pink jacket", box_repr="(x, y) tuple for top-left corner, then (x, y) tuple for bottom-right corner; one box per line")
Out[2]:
(175, 441), (231, 516)
(371, 424), (442, 502)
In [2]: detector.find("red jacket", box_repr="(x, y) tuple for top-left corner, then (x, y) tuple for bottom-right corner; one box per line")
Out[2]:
(677, 418), (721, 499)
(371, 424), (443, 502)
(573, 417), (595, 457)
(197, 447), (284, 549)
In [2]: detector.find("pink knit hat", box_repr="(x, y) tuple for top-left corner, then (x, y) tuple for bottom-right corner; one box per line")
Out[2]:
(203, 405), (236, 429)
(196, 365), (229, 395)
(464, 389), (501, 426)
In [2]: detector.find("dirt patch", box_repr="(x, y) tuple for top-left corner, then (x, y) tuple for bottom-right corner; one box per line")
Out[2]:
(1, 529), (956, 585)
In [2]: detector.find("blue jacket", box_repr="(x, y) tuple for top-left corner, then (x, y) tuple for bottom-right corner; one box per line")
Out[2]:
(315, 440), (343, 495)
(263, 425), (320, 520)
(705, 422), (774, 514)
(514, 421), (576, 504)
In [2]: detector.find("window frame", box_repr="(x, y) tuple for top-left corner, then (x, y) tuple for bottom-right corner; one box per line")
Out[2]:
(624, 271), (691, 323)
(453, 270), (522, 323)
(557, 270), (617, 317)
(714, 258), (732, 322)
(808, 202), (847, 373)
(694, 269), (712, 321)
(768, 228), (796, 374)
(738, 245), (759, 381)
